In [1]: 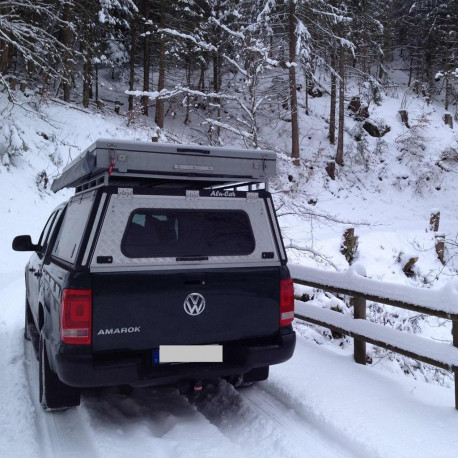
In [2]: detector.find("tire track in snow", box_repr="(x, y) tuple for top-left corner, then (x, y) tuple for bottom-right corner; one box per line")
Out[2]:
(193, 380), (354, 458)
(24, 340), (100, 458)
(242, 382), (368, 458)
(79, 386), (246, 458)
(0, 276), (42, 458)
(27, 338), (242, 458)
(262, 373), (381, 458)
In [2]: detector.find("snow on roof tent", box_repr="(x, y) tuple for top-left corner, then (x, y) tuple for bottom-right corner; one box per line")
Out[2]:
(51, 139), (276, 193)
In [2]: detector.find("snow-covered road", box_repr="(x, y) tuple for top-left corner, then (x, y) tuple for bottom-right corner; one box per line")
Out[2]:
(24, 339), (356, 458)
(2, 270), (458, 458)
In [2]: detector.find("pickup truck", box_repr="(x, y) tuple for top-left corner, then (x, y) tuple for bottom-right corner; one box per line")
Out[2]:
(13, 140), (296, 411)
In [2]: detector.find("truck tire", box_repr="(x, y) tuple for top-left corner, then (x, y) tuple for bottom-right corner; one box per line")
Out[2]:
(24, 300), (33, 341)
(39, 332), (80, 411)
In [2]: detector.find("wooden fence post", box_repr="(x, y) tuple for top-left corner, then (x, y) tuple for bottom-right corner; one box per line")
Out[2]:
(453, 321), (458, 410)
(430, 211), (440, 232)
(152, 126), (160, 143)
(351, 296), (366, 365)
(435, 234), (445, 265)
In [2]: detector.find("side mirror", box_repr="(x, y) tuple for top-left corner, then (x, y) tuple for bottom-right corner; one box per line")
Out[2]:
(12, 235), (39, 252)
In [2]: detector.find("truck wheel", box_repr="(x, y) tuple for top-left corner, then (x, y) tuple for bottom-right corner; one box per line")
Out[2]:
(39, 332), (80, 411)
(24, 301), (33, 341)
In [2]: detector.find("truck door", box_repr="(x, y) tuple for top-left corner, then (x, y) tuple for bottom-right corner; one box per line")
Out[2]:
(28, 210), (62, 317)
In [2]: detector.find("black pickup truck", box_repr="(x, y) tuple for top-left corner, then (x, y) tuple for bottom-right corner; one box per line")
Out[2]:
(13, 140), (295, 411)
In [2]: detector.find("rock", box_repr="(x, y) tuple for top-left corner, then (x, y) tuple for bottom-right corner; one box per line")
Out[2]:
(399, 109), (410, 128)
(444, 113), (453, 129)
(348, 97), (361, 113)
(307, 86), (323, 98)
(325, 161), (336, 180)
(402, 257), (418, 278)
(355, 105), (370, 121)
(362, 119), (391, 138)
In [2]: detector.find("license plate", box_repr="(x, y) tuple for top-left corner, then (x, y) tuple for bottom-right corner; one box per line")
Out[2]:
(153, 345), (223, 364)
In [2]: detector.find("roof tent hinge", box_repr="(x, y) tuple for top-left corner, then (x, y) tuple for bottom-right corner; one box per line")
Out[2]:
(118, 188), (133, 199)
(263, 156), (268, 171)
(186, 190), (200, 201)
(247, 192), (259, 203)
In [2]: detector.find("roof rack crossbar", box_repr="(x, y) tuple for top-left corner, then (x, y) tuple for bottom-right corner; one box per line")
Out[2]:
(73, 172), (267, 194)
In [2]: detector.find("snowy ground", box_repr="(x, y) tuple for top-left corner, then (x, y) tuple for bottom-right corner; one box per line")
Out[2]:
(1, 66), (458, 456)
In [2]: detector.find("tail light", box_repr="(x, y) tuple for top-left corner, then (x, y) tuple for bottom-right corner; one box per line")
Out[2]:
(280, 278), (295, 327)
(60, 289), (92, 345)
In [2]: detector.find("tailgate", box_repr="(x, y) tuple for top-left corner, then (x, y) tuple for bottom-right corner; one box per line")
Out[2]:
(92, 267), (280, 352)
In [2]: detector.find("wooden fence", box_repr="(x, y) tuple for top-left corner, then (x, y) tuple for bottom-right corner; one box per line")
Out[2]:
(290, 264), (458, 410)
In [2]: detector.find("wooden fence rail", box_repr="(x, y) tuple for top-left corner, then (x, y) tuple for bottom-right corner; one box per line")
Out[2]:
(290, 264), (458, 410)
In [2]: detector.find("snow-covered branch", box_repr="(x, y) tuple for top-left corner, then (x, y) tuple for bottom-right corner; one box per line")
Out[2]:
(159, 28), (217, 52)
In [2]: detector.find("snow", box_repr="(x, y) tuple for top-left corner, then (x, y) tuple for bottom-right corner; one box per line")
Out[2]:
(272, 337), (458, 458)
(290, 263), (458, 316)
(160, 28), (217, 52)
(295, 300), (458, 368)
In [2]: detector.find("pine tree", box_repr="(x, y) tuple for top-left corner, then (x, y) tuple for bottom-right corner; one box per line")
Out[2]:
(0, 1), (70, 88)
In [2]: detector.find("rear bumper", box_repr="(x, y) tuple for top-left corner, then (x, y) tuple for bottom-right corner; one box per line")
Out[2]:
(54, 329), (296, 388)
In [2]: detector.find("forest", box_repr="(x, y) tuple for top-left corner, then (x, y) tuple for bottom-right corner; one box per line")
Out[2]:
(0, 0), (457, 170)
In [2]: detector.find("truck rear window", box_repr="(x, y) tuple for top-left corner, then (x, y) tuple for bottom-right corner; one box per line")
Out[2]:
(122, 209), (255, 258)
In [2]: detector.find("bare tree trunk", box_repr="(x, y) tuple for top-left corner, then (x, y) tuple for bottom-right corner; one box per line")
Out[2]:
(304, 69), (309, 116)
(155, 0), (165, 129)
(0, 41), (9, 75)
(361, 44), (368, 76)
(408, 51), (413, 87)
(0, 5), (11, 75)
(62, 2), (72, 102)
(142, 0), (150, 116)
(329, 52), (337, 145)
(82, 58), (92, 108)
(7, 40), (13, 70)
(336, 45), (345, 166)
(27, 60), (34, 78)
(198, 62), (205, 91)
(212, 51), (221, 139)
(95, 63), (99, 105)
(184, 56), (191, 125)
(445, 75), (450, 111)
(128, 19), (136, 112)
(289, 0), (300, 166)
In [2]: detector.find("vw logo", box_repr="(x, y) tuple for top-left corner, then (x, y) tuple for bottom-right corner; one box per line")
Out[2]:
(184, 293), (206, 316)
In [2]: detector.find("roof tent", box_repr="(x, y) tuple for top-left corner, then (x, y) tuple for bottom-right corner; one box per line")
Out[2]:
(51, 139), (276, 193)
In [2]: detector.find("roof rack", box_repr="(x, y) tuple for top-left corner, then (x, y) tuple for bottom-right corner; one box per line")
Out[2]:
(51, 139), (276, 194)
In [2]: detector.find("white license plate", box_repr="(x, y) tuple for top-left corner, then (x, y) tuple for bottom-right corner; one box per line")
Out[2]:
(155, 345), (223, 364)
